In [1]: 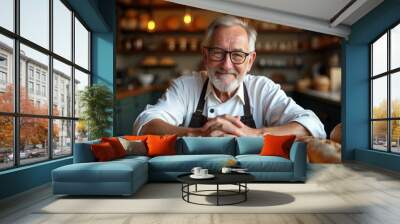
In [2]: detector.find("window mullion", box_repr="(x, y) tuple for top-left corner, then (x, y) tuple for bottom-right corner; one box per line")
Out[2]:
(49, 0), (53, 160)
(13, 0), (20, 167)
(387, 29), (392, 152)
(71, 11), (76, 154)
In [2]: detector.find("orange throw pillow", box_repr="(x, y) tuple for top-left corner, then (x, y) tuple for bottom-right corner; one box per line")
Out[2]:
(91, 142), (117, 161)
(146, 135), (177, 157)
(260, 134), (296, 159)
(123, 135), (148, 142)
(101, 137), (126, 158)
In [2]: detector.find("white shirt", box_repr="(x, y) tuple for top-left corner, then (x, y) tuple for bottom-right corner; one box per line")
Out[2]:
(133, 72), (326, 138)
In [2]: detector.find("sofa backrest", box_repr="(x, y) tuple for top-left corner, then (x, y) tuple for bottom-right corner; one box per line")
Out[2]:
(177, 137), (236, 155)
(235, 136), (264, 155)
(73, 139), (100, 163)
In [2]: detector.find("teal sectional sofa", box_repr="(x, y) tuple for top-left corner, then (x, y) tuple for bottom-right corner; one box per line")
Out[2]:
(52, 137), (307, 196)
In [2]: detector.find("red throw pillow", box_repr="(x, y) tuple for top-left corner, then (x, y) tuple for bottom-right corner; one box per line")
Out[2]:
(101, 137), (126, 158)
(91, 142), (118, 161)
(146, 135), (177, 157)
(123, 135), (148, 142)
(260, 134), (296, 159)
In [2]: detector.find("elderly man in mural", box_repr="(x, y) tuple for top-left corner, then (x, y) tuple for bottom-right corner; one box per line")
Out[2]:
(133, 15), (326, 140)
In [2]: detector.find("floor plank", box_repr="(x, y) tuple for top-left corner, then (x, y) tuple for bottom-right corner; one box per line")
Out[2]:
(1, 162), (400, 224)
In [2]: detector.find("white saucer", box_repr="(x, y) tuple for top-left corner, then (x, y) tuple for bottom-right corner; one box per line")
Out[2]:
(190, 174), (215, 179)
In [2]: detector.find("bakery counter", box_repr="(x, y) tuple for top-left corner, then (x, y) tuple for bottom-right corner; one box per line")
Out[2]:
(293, 89), (341, 136)
(295, 89), (341, 105)
(116, 84), (169, 100)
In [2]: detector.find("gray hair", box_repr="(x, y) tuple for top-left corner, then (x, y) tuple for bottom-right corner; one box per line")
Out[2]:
(202, 15), (257, 52)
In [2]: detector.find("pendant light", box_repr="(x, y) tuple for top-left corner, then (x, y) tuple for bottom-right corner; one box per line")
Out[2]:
(183, 8), (192, 25)
(147, 1), (156, 32)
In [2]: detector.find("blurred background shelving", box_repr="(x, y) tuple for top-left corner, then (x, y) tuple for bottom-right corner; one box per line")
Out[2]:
(115, 0), (342, 135)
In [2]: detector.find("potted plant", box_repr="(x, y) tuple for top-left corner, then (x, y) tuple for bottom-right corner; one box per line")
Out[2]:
(79, 84), (113, 140)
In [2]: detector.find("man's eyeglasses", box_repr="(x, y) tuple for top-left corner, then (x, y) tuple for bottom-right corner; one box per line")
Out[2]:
(205, 47), (251, 64)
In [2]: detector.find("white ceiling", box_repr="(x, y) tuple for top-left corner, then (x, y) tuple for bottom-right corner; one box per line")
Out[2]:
(167, 0), (384, 38)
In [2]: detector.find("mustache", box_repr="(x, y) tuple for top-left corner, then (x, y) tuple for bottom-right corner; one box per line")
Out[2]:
(213, 68), (239, 77)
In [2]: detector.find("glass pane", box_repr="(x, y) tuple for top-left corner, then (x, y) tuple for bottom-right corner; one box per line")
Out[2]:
(372, 33), (387, 76)
(391, 120), (400, 153)
(372, 76), (387, 119)
(74, 69), (89, 118)
(20, 0), (49, 49)
(391, 24), (400, 70)
(20, 117), (49, 165)
(53, 0), (72, 60)
(53, 59), (72, 117)
(74, 17), (89, 70)
(75, 120), (88, 143)
(0, 34), (14, 112)
(53, 119), (72, 158)
(391, 72), (400, 118)
(0, 0), (14, 31)
(0, 116), (14, 170)
(20, 44), (49, 115)
(372, 121), (388, 151)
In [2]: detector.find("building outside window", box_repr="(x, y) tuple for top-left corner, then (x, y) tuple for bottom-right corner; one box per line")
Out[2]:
(370, 22), (400, 154)
(0, 0), (91, 170)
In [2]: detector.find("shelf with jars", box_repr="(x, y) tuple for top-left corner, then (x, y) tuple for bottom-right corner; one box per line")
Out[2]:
(116, 1), (342, 99)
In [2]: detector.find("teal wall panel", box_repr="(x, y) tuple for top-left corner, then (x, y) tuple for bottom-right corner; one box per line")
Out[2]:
(344, 0), (400, 171)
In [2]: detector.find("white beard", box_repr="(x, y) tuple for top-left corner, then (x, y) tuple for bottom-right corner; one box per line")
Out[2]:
(208, 68), (245, 93)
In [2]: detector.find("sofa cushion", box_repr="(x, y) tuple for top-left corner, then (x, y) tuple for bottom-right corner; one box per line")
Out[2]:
(260, 134), (296, 159)
(118, 137), (147, 156)
(236, 155), (293, 172)
(74, 139), (101, 163)
(52, 159), (146, 183)
(91, 142), (118, 161)
(177, 137), (236, 155)
(101, 137), (127, 158)
(148, 154), (235, 172)
(236, 137), (263, 155)
(146, 135), (177, 157)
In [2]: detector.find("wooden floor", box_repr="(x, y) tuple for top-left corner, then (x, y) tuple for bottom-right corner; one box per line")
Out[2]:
(1, 162), (400, 224)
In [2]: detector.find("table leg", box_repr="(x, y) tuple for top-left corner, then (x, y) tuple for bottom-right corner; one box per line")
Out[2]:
(217, 184), (219, 206)
(245, 183), (247, 201)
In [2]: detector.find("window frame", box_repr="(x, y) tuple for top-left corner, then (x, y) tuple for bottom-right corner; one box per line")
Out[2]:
(370, 20), (400, 154)
(0, 0), (92, 171)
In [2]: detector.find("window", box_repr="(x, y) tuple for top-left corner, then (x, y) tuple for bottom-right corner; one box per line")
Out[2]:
(41, 73), (46, 83)
(36, 83), (40, 95)
(42, 85), (46, 97)
(0, 54), (7, 67)
(28, 67), (34, 80)
(0, 0), (14, 32)
(0, 54), (7, 87)
(0, 71), (6, 84)
(28, 81), (34, 94)
(35, 70), (40, 81)
(370, 23), (400, 154)
(0, 0), (91, 170)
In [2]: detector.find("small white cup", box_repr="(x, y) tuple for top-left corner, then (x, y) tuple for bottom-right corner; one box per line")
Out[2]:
(191, 167), (202, 176)
(221, 167), (232, 174)
(199, 169), (208, 176)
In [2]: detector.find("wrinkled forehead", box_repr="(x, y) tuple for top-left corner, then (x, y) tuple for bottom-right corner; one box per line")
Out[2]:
(209, 25), (249, 51)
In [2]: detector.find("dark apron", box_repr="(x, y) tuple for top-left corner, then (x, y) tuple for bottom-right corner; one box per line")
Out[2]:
(188, 78), (256, 128)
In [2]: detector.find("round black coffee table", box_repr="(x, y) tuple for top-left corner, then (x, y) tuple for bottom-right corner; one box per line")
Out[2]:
(177, 173), (255, 206)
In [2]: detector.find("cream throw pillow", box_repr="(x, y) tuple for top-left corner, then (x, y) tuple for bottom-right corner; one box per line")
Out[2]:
(118, 137), (147, 156)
